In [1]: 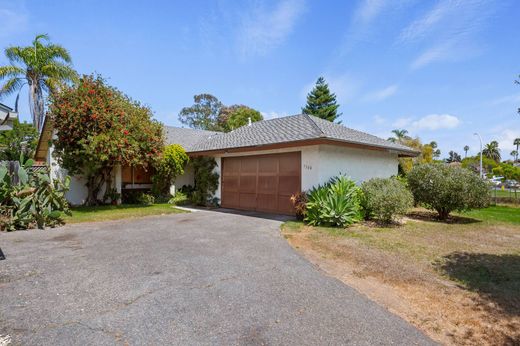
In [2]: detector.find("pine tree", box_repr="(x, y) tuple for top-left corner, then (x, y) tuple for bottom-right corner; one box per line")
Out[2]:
(302, 77), (341, 122)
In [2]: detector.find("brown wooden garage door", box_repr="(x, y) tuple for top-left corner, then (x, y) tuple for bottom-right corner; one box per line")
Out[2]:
(221, 152), (301, 215)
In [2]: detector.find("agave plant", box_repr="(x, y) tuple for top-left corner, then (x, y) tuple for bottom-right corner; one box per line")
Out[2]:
(305, 175), (363, 227)
(0, 159), (70, 231)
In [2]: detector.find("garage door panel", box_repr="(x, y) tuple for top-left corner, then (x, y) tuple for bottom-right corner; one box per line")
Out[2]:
(277, 196), (294, 214)
(239, 175), (256, 193)
(257, 194), (278, 212)
(223, 176), (239, 191)
(240, 157), (257, 173)
(222, 191), (239, 208)
(257, 176), (277, 193)
(258, 156), (277, 173)
(279, 152), (300, 174)
(278, 176), (299, 195)
(221, 152), (301, 215)
(239, 193), (256, 209)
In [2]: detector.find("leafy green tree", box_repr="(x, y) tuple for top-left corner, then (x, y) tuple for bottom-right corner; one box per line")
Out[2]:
(178, 94), (223, 131)
(152, 144), (189, 196)
(49, 75), (164, 205)
(511, 150), (518, 162)
(461, 156), (498, 175)
(482, 140), (501, 162)
(0, 120), (38, 161)
(302, 77), (341, 122)
(446, 151), (462, 163)
(430, 140), (441, 158)
(192, 157), (219, 206)
(463, 145), (470, 158)
(407, 164), (490, 220)
(492, 163), (520, 180)
(218, 105), (263, 131)
(0, 34), (77, 131)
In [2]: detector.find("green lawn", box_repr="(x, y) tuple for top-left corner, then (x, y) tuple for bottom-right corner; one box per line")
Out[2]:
(64, 203), (186, 224)
(458, 205), (520, 225)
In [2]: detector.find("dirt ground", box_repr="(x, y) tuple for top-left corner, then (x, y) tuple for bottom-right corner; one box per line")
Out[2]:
(281, 212), (520, 346)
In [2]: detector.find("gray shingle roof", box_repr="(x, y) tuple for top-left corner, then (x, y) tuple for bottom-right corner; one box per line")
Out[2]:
(186, 114), (417, 155)
(164, 126), (219, 151)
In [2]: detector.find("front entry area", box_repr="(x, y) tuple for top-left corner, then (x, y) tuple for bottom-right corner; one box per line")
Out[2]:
(221, 152), (301, 215)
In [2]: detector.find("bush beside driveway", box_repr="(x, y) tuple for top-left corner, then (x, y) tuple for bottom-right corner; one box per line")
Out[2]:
(0, 211), (434, 345)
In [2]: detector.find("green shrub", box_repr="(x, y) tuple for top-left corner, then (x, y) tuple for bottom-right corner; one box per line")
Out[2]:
(152, 144), (189, 197)
(305, 176), (362, 227)
(192, 157), (219, 206)
(407, 163), (490, 220)
(168, 191), (189, 206)
(361, 177), (413, 224)
(136, 193), (155, 205)
(0, 160), (70, 231)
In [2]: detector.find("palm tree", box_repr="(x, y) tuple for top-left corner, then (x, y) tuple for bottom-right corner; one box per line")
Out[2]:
(463, 145), (469, 158)
(388, 129), (410, 143)
(514, 138), (520, 153)
(511, 150), (518, 162)
(0, 34), (77, 132)
(482, 140), (501, 162)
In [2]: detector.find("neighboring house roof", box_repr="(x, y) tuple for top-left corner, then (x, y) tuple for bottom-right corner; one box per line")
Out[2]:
(188, 114), (418, 156)
(0, 103), (13, 112)
(165, 126), (220, 151)
(0, 103), (18, 131)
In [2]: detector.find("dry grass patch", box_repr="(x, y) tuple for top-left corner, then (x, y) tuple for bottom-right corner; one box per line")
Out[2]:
(281, 207), (520, 345)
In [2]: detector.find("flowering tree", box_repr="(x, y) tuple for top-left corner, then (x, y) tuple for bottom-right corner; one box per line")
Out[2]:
(49, 75), (164, 205)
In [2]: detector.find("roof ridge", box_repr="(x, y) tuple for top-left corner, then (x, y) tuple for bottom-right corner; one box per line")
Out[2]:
(302, 114), (326, 137)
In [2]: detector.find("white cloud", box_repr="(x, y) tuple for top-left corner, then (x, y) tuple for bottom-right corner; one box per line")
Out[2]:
(392, 114), (461, 131)
(238, 0), (306, 57)
(488, 93), (520, 106)
(402, 0), (497, 69)
(411, 114), (461, 130)
(362, 84), (398, 102)
(354, 0), (388, 24)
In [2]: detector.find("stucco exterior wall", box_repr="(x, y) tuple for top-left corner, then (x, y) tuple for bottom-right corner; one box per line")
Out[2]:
(317, 144), (398, 185)
(207, 144), (399, 201)
(47, 144), (121, 206)
(174, 163), (195, 190)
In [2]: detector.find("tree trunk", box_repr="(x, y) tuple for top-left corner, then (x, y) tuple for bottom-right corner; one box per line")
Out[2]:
(85, 168), (111, 206)
(28, 80), (45, 132)
(437, 208), (450, 221)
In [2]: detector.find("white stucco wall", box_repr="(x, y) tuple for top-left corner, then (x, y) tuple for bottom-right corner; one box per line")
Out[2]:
(47, 144), (121, 206)
(208, 144), (399, 200)
(317, 144), (398, 186)
(174, 163), (195, 190)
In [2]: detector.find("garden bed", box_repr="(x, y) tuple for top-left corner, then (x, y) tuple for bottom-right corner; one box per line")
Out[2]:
(281, 206), (520, 345)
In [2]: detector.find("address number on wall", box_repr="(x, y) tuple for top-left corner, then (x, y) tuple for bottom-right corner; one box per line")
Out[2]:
(303, 164), (312, 170)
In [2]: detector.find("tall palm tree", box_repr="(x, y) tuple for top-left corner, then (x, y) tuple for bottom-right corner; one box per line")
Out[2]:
(482, 140), (501, 162)
(463, 145), (469, 158)
(514, 138), (520, 153)
(511, 150), (518, 162)
(0, 34), (77, 132)
(388, 129), (410, 143)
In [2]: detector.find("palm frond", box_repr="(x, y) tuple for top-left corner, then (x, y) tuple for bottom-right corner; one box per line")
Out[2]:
(41, 62), (78, 82)
(0, 78), (24, 98)
(0, 65), (25, 79)
(45, 44), (72, 63)
(5, 46), (25, 64)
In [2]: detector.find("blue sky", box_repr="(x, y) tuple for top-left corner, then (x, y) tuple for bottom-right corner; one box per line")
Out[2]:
(1, 0), (519, 158)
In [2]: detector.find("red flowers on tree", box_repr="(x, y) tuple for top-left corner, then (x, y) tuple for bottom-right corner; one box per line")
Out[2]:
(49, 74), (164, 205)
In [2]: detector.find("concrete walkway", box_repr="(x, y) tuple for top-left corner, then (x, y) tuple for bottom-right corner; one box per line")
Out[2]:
(0, 210), (435, 345)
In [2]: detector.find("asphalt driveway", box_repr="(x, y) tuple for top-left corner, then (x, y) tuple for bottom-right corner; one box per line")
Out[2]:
(0, 210), (435, 345)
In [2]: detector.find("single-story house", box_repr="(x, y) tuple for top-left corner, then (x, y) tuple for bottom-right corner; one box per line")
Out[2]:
(0, 103), (18, 131)
(35, 114), (417, 215)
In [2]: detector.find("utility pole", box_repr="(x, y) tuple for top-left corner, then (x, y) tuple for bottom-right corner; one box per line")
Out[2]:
(474, 133), (483, 178)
